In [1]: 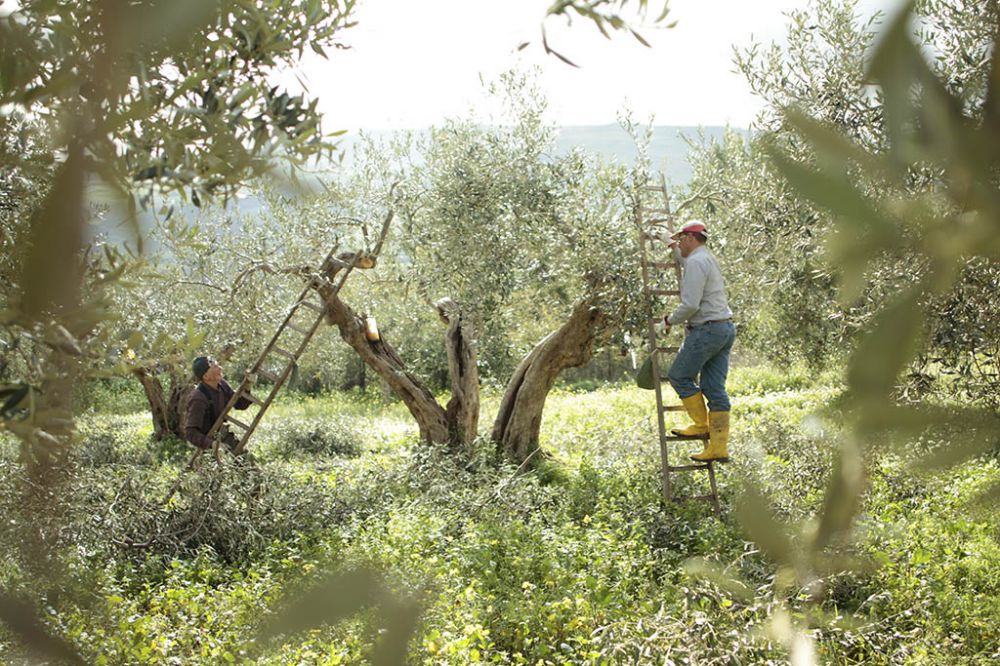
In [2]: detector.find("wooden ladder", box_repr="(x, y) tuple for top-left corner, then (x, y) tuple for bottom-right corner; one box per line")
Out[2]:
(636, 175), (722, 513)
(204, 246), (365, 456)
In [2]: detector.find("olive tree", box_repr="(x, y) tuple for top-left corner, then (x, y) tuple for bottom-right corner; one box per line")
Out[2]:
(679, 0), (889, 366)
(0, 2), (360, 656)
(0, 0), (673, 658)
(683, 0), (1000, 397)
(293, 72), (648, 462)
(683, 2), (1000, 661)
(0, 0), (359, 455)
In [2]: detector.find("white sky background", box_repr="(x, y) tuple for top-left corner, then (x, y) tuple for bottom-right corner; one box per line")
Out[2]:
(277, 0), (904, 131)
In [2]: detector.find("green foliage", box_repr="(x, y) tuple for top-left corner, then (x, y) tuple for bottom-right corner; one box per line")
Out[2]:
(386, 70), (644, 379)
(160, 68), (646, 391)
(75, 378), (150, 416)
(109, 461), (349, 564)
(687, 0), (1000, 402)
(3, 370), (996, 663)
(0, 0), (356, 204)
(767, 0), (1000, 435)
(539, 0), (673, 66)
(6, 0), (1000, 663)
(263, 414), (363, 459)
(683, 0), (888, 367)
(0, 0), (680, 660)
(0, 0), (361, 483)
(677, 0), (1000, 660)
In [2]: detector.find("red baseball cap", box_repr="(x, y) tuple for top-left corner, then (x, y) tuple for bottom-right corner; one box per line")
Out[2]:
(670, 220), (709, 240)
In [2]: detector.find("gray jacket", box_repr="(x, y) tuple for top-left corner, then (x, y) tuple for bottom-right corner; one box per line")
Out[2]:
(667, 245), (733, 326)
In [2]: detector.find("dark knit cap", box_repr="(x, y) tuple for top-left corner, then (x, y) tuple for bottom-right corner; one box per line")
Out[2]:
(192, 356), (213, 380)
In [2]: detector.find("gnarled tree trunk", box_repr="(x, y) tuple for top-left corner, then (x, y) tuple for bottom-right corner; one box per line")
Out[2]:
(135, 367), (170, 438)
(317, 253), (480, 448)
(438, 298), (479, 449)
(135, 364), (190, 440)
(325, 293), (451, 443)
(492, 298), (608, 463)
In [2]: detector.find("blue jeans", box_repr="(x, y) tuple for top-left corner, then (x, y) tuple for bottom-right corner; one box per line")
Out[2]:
(667, 321), (735, 412)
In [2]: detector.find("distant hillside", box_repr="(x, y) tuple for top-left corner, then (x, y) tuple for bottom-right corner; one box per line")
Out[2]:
(123, 125), (745, 236)
(340, 125), (747, 186)
(553, 125), (745, 186)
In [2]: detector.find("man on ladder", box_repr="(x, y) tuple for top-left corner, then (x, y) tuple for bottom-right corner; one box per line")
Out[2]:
(185, 355), (253, 452)
(662, 220), (735, 462)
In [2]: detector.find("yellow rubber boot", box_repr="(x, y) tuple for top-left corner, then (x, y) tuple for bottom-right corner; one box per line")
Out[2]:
(691, 411), (730, 462)
(671, 392), (709, 437)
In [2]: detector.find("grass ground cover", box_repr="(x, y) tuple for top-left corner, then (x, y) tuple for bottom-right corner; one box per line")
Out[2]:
(0, 365), (997, 664)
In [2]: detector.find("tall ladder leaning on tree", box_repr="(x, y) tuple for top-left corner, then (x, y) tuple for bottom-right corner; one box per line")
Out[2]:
(161, 211), (393, 505)
(636, 175), (723, 513)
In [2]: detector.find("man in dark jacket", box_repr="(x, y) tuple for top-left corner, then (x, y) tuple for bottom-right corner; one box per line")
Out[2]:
(185, 356), (252, 451)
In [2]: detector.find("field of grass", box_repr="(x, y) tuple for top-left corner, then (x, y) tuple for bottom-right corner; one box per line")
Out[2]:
(1, 365), (998, 664)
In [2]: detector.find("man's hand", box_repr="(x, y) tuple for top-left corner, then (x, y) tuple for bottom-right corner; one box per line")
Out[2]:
(662, 315), (672, 333)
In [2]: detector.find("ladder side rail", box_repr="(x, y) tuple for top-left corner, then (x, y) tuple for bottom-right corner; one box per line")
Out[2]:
(238, 309), (326, 437)
(637, 189), (673, 501)
(287, 248), (363, 359)
(245, 244), (340, 376)
(248, 308), (321, 420)
(162, 242), (376, 504)
(251, 246), (360, 381)
(648, 177), (680, 502)
(232, 357), (297, 454)
(201, 372), (260, 445)
(200, 244), (343, 444)
(227, 363), (296, 453)
(232, 252), (366, 454)
(659, 174), (686, 293)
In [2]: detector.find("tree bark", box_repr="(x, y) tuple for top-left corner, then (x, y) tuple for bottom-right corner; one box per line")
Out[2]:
(437, 298), (479, 449)
(135, 364), (190, 440)
(316, 252), (483, 448)
(135, 367), (170, 439)
(492, 298), (608, 463)
(166, 370), (190, 437)
(317, 280), (451, 444)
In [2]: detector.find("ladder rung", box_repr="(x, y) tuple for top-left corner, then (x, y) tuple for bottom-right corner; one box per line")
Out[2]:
(662, 405), (687, 413)
(656, 346), (680, 354)
(646, 217), (672, 224)
(686, 494), (718, 502)
(298, 300), (325, 313)
(662, 432), (710, 440)
(271, 346), (297, 360)
(285, 322), (311, 335)
(644, 208), (671, 214)
(649, 262), (678, 269)
(650, 289), (680, 296)
(642, 186), (666, 192)
(226, 416), (251, 430)
(307, 276), (333, 290)
(259, 370), (279, 383)
(668, 464), (711, 472)
(242, 392), (263, 406)
(641, 232), (666, 241)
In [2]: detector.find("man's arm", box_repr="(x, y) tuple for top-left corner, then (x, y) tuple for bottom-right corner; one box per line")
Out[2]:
(667, 259), (708, 325)
(672, 244), (686, 268)
(184, 392), (213, 449)
(662, 244), (689, 330)
(221, 379), (253, 410)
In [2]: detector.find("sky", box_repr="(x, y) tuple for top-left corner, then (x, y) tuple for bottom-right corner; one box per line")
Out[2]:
(276, 0), (904, 131)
